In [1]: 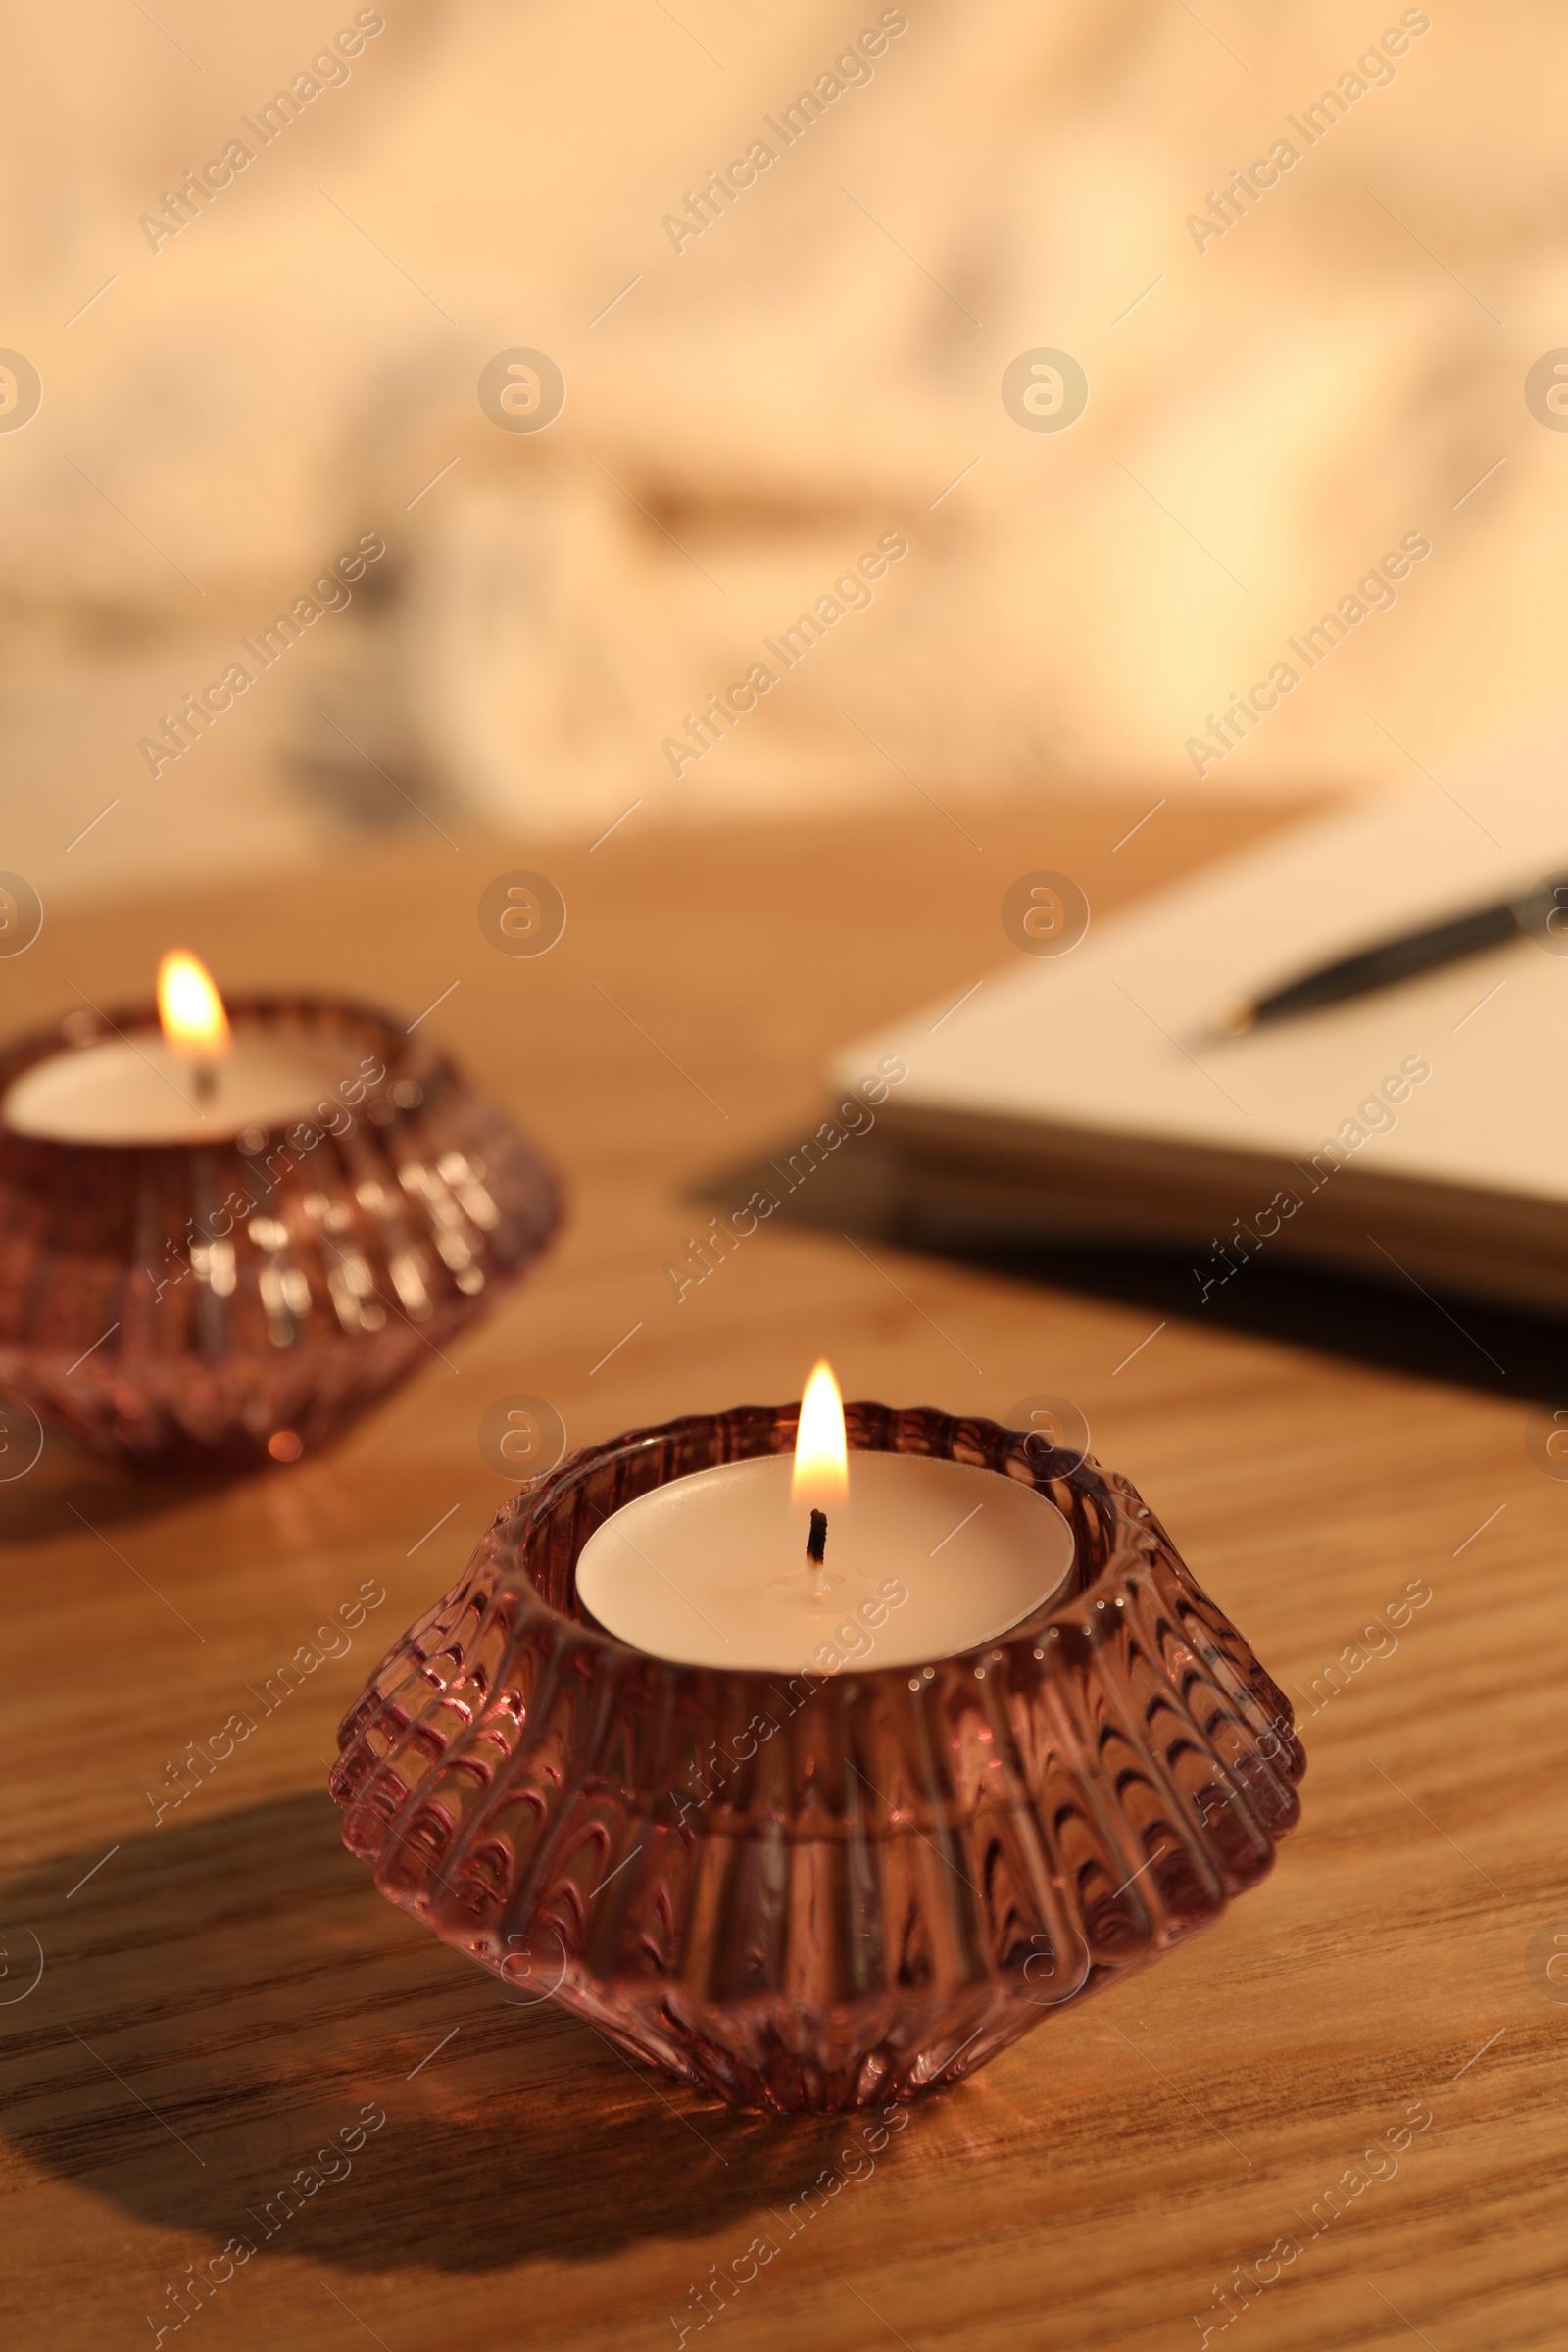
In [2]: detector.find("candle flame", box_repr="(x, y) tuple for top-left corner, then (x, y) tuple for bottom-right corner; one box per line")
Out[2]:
(792, 1359), (848, 1505)
(157, 950), (230, 1059)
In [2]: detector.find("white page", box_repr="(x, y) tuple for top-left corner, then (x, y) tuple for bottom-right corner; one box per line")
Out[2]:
(831, 718), (1568, 1207)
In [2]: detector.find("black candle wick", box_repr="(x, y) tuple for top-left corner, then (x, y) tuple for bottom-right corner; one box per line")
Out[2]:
(806, 1509), (828, 1566)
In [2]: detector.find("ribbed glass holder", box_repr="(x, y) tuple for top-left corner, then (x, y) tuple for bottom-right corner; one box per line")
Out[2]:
(332, 1404), (1303, 2114)
(0, 994), (560, 1472)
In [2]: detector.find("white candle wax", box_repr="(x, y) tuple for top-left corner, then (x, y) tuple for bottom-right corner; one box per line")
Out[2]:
(575, 1452), (1075, 1672)
(2, 1032), (359, 1146)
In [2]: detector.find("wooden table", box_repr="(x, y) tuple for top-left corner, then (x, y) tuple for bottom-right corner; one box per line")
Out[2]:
(3, 792), (1564, 2352)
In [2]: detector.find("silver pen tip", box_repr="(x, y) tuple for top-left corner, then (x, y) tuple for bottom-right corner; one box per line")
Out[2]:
(1211, 996), (1255, 1038)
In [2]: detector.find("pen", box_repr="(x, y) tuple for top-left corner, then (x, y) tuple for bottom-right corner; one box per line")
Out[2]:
(1213, 869), (1568, 1036)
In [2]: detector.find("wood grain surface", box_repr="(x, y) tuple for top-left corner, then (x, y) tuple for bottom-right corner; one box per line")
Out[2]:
(2, 791), (1565, 2352)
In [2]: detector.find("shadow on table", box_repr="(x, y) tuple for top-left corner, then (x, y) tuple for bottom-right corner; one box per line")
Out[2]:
(0, 1789), (908, 2276)
(0, 1425), (235, 1543)
(943, 1238), (1563, 1401)
(699, 1141), (1568, 1403)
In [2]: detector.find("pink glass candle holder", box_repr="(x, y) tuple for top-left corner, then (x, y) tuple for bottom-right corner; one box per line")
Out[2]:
(0, 993), (560, 1472)
(331, 1403), (1303, 2114)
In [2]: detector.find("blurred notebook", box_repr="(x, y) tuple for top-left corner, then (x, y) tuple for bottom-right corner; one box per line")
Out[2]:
(829, 722), (1568, 1315)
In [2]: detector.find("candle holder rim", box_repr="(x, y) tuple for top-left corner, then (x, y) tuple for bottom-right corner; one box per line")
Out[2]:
(491, 1398), (1141, 1687)
(0, 988), (448, 1156)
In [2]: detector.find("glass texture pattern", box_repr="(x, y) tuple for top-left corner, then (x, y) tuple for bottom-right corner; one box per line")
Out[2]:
(333, 1404), (1304, 2112)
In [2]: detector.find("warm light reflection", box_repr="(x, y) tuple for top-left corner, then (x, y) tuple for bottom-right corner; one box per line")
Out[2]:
(157, 949), (231, 1059)
(792, 1359), (848, 1505)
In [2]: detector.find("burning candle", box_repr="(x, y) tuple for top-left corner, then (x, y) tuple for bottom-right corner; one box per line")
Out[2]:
(1, 952), (359, 1145)
(157, 949), (230, 1102)
(575, 1362), (1074, 1672)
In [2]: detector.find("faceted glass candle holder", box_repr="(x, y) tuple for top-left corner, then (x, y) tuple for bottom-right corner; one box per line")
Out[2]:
(332, 1403), (1303, 2114)
(0, 994), (560, 1472)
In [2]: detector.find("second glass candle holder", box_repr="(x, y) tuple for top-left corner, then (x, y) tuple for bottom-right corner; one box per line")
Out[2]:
(0, 993), (560, 1472)
(332, 1402), (1303, 2114)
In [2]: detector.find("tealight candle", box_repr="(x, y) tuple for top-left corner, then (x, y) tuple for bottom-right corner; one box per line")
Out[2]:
(576, 1363), (1075, 1672)
(1, 950), (353, 1145)
(337, 1393), (1304, 2114)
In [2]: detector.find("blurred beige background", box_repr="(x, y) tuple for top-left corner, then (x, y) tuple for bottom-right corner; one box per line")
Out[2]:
(2, 0), (1563, 908)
